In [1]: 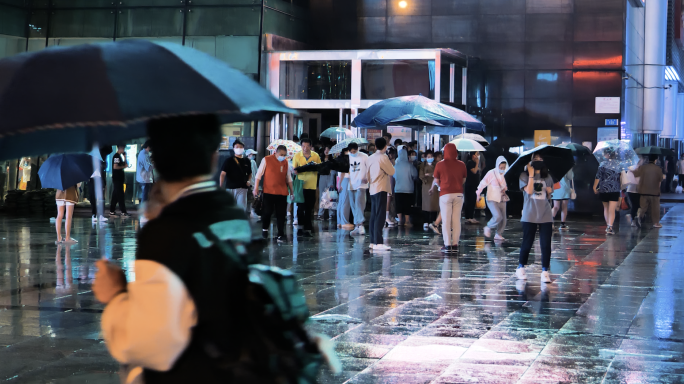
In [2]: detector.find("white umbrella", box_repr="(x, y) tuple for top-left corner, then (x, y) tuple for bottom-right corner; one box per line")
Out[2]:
(331, 138), (369, 154)
(454, 133), (489, 145)
(446, 138), (486, 152)
(320, 127), (353, 139)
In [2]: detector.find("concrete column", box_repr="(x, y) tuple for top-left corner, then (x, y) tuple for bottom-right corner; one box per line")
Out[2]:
(642, 0), (668, 134)
(662, 81), (678, 138)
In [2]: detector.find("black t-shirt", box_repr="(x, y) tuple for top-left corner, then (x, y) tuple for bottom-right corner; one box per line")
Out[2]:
(465, 159), (480, 187)
(221, 155), (251, 189)
(112, 153), (126, 183)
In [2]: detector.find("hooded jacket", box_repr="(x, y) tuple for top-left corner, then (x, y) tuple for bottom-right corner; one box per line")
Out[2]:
(433, 143), (467, 196)
(475, 156), (509, 203)
(393, 148), (418, 193)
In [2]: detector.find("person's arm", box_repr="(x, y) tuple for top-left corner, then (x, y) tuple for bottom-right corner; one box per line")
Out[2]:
(100, 259), (197, 371)
(475, 172), (490, 197)
(253, 159), (267, 196)
(430, 166), (440, 194)
(381, 156), (396, 176)
(593, 178), (600, 194)
(468, 160), (478, 174)
(219, 171), (226, 189)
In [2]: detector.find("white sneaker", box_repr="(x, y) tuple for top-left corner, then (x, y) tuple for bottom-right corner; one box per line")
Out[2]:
(369, 244), (375, 249)
(350, 226), (365, 236)
(293, 220), (299, 226)
(373, 244), (391, 251)
(250, 213), (261, 220)
(98, 215), (108, 222)
(483, 226), (491, 238)
(541, 270), (551, 283)
(91, 215), (97, 223)
(423, 223), (429, 230)
(516, 267), (527, 280)
(494, 234), (505, 241)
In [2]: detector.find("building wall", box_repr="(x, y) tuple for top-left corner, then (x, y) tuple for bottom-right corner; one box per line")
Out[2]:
(310, 0), (626, 148)
(624, 1), (646, 139)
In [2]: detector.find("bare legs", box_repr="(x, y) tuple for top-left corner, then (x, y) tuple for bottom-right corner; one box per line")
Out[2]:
(56, 204), (65, 243)
(552, 200), (569, 222)
(602, 201), (618, 227)
(64, 204), (76, 243)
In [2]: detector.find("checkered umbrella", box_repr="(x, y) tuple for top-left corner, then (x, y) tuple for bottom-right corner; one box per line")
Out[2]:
(267, 139), (301, 160)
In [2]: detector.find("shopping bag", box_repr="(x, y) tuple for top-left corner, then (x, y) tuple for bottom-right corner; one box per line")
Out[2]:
(328, 189), (338, 200)
(620, 191), (629, 211)
(320, 191), (333, 209)
(475, 196), (486, 210)
(677, 185), (683, 194)
(252, 192), (263, 216)
(288, 176), (306, 204)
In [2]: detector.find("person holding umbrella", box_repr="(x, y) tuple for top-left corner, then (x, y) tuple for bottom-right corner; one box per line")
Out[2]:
(631, 154), (664, 228)
(110, 145), (130, 218)
(517, 152), (554, 284)
(593, 149), (622, 235)
(463, 152), (482, 224)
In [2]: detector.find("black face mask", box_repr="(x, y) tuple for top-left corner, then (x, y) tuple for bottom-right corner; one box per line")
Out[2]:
(531, 160), (545, 170)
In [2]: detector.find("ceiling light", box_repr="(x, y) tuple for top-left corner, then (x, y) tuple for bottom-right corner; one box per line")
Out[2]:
(398, 1), (408, 8)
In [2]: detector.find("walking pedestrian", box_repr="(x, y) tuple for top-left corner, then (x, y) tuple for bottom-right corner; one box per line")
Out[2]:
(245, 149), (260, 219)
(678, 153), (684, 187)
(517, 153), (554, 284)
(393, 147), (418, 226)
(631, 154), (664, 228)
(292, 138), (321, 237)
(89, 157), (108, 223)
(430, 143), (467, 253)
(56, 184), (79, 244)
(316, 145), (334, 220)
(463, 152), (481, 224)
(420, 150), (440, 233)
(666, 154), (676, 193)
(136, 141), (154, 204)
(336, 148), (353, 229)
(367, 138), (395, 251)
(475, 156), (509, 241)
(551, 170), (574, 230)
(109, 145), (130, 218)
(94, 114), (258, 383)
(593, 150), (621, 235)
(255, 145), (295, 241)
(348, 143), (369, 236)
(220, 140), (252, 212)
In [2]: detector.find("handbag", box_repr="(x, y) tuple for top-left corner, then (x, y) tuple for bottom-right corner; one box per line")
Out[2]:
(327, 189), (338, 200)
(620, 191), (629, 211)
(252, 192), (263, 216)
(475, 195), (486, 210)
(288, 176), (306, 204)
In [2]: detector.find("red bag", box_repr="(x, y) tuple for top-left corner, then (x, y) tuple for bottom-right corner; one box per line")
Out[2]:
(620, 191), (629, 211)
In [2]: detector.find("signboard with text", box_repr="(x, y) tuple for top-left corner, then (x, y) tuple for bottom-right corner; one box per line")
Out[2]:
(597, 127), (619, 142)
(534, 130), (551, 147)
(595, 97), (620, 114)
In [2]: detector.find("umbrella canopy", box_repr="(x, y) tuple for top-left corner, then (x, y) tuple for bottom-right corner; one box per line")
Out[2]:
(0, 40), (295, 161)
(454, 133), (489, 145)
(558, 142), (593, 156)
(38, 154), (95, 190)
(505, 145), (575, 188)
(331, 138), (369, 154)
(352, 95), (485, 131)
(267, 139), (301, 160)
(447, 138), (487, 152)
(491, 137), (524, 148)
(320, 127), (353, 139)
(593, 140), (639, 171)
(635, 146), (676, 157)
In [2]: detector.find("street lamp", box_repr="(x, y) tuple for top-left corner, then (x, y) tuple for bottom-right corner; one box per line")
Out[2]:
(398, 1), (407, 8)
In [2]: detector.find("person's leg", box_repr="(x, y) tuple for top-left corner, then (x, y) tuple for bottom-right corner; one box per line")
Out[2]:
(141, 183), (149, 203)
(56, 203), (65, 242)
(338, 180), (351, 225)
(275, 195), (287, 236)
(651, 196), (661, 225)
(439, 194), (452, 246)
(602, 201), (610, 225)
(607, 200), (618, 226)
(376, 191), (387, 244)
(638, 195), (649, 221)
(486, 200), (500, 229)
(305, 189), (317, 231)
(498, 202), (507, 234)
(518, 222), (536, 267)
(117, 182), (128, 214)
(680, 175), (684, 187)
(369, 193), (378, 244)
(317, 176), (328, 216)
(65, 204), (75, 241)
(261, 193), (274, 233)
(552, 200), (560, 219)
(238, 188), (249, 212)
(629, 192), (640, 218)
(452, 194), (464, 245)
(89, 180), (97, 216)
(561, 200), (569, 222)
(109, 182), (119, 213)
(463, 187), (474, 220)
(539, 222), (552, 270)
(435, 211), (442, 226)
(352, 189), (366, 226)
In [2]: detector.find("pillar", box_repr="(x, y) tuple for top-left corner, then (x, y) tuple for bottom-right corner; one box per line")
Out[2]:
(641, 0), (668, 140)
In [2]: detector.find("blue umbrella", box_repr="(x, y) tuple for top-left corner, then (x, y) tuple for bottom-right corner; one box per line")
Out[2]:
(38, 154), (95, 191)
(352, 95), (485, 131)
(0, 40), (296, 161)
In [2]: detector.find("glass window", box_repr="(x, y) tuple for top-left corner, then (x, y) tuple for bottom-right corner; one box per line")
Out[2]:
(263, 8), (308, 42)
(185, 35), (258, 74)
(50, 10), (115, 38)
(117, 8), (183, 37)
(279, 61), (351, 100)
(267, 0), (309, 19)
(440, 62), (451, 104)
(0, 5), (27, 37)
(121, 0), (184, 5)
(28, 11), (49, 38)
(191, 0), (254, 4)
(186, 7), (260, 36)
(361, 60), (435, 100)
(51, 0), (113, 7)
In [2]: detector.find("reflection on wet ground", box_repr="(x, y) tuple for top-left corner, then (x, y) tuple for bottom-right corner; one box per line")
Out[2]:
(1, 204), (684, 383)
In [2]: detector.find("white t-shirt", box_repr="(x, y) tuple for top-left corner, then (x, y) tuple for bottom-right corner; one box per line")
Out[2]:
(347, 152), (369, 190)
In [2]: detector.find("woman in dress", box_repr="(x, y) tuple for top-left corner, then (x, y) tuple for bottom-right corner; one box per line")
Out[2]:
(55, 184), (79, 244)
(593, 149), (622, 235)
(475, 156), (509, 241)
(517, 152), (554, 284)
(551, 170), (574, 230)
(420, 150), (440, 232)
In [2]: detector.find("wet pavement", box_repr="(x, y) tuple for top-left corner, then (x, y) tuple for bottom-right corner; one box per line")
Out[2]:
(0, 205), (683, 383)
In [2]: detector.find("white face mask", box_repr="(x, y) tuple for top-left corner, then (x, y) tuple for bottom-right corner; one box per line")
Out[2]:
(277, 155), (286, 162)
(410, 156), (417, 162)
(498, 169), (505, 174)
(349, 152), (358, 157)
(234, 148), (244, 156)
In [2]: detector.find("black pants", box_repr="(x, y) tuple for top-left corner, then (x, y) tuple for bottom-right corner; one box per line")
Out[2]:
(679, 175), (684, 187)
(141, 183), (152, 203)
(463, 185), (477, 219)
(110, 180), (127, 214)
(369, 192), (387, 245)
(628, 192), (640, 218)
(89, 178), (102, 216)
(519, 222), (552, 269)
(262, 193), (287, 237)
(297, 189), (316, 231)
(666, 173), (674, 192)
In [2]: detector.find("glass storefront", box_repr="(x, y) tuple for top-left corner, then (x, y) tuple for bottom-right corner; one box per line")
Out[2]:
(279, 61), (352, 100)
(361, 60), (435, 100)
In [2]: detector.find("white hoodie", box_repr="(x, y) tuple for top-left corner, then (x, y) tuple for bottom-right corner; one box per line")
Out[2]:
(348, 151), (369, 190)
(475, 156), (509, 203)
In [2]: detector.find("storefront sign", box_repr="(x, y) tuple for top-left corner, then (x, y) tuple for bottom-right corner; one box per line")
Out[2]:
(595, 97), (620, 114)
(597, 127), (619, 142)
(366, 129), (383, 141)
(387, 126), (412, 146)
(605, 119), (619, 126)
(534, 130), (551, 147)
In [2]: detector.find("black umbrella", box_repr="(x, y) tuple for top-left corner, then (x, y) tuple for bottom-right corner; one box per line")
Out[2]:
(635, 146), (676, 157)
(557, 142), (593, 156)
(0, 40), (295, 161)
(491, 137), (524, 148)
(505, 145), (575, 189)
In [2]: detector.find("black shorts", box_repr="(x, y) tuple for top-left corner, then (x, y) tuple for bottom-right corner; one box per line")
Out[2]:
(599, 192), (620, 202)
(395, 193), (413, 215)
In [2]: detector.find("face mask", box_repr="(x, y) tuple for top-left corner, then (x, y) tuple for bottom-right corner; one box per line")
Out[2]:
(531, 160), (545, 170)
(498, 169), (505, 174)
(421, 158), (426, 162)
(427, 158), (434, 164)
(349, 152), (358, 157)
(277, 155), (286, 162)
(234, 148), (244, 156)
(410, 156), (416, 162)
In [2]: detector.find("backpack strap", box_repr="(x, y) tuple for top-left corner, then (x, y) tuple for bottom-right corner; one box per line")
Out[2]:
(196, 225), (248, 272)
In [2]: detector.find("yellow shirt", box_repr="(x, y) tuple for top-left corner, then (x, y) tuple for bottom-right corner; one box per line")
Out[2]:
(292, 151), (321, 190)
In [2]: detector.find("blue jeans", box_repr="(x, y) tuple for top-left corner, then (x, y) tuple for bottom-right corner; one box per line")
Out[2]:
(337, 179), (351, 225)
(369, 192), (387, 245)
(519, 222), (552, 269)
(348, 189), (367, 225)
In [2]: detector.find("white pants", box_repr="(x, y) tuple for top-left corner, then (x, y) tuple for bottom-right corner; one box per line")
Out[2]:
(348, 189), (367, 225)
(439, 193), (463, 246)
(486, 200), (507, 234)
(229, 188), (249, 212)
